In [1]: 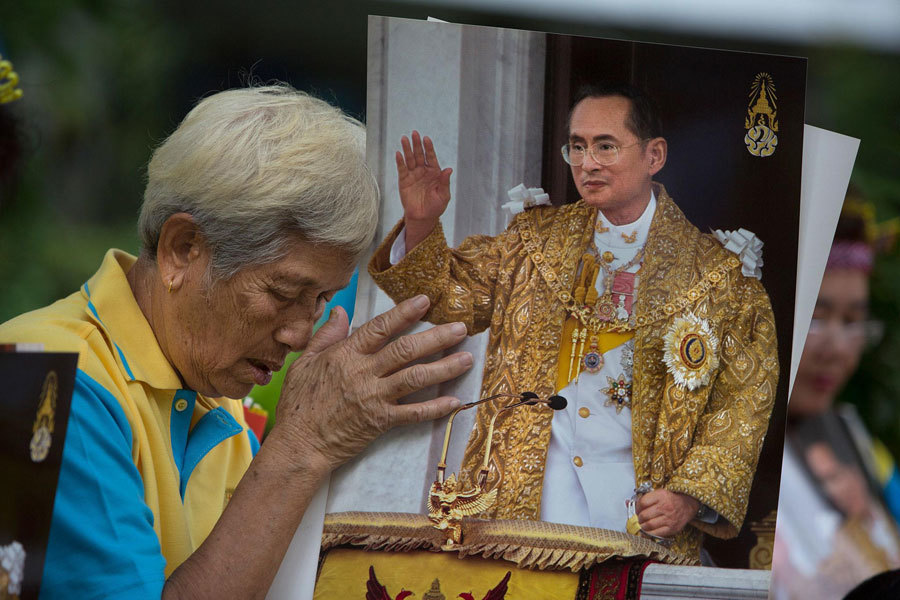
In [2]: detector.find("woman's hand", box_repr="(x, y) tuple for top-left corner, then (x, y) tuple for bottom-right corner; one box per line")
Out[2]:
(273, 294), (472, 471)
(396, 131), (452, 251)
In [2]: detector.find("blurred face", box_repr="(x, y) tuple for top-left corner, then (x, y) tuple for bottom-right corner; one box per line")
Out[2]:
(789, 268), (870, 417)
(568, 96), (663, 220)
(165, 237), (354, 399)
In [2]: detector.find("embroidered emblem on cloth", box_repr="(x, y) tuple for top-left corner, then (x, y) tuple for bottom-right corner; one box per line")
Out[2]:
(663, 312), (720, 391)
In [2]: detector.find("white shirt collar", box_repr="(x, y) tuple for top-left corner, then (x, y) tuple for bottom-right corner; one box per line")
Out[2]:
(595, 190), (656, 250)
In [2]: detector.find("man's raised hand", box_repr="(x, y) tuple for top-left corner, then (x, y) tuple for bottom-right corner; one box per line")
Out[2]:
(396, 131), (452, 251)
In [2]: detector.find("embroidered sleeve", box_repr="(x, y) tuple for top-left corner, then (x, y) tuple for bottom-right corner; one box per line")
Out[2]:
(368, 219), (515, 334)
(665, 277), (779, 538)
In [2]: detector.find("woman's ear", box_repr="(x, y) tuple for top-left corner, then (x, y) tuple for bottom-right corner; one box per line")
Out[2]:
(155, 213), (207, 292)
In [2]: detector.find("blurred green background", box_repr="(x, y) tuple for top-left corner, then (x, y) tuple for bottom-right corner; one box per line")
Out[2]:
(1, 1), (899, 450)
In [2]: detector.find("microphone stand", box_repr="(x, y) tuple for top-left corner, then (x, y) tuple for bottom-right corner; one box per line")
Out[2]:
(427, 391), (566, 549)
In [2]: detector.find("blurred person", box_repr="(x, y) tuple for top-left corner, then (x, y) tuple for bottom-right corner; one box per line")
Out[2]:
(368, 82), (778, 560)
(772, 193), (900, 599)
(0, 85), (474, 598)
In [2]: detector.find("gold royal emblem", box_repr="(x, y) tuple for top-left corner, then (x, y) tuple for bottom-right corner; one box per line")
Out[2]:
(30, 371), (58, 463)
(744, 73), (779, 157)
(663, 312), (720, 391)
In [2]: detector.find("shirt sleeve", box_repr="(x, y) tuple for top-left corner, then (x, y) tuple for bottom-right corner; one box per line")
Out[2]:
(389, 225), (408, 265)
(40, 369), (166, 599)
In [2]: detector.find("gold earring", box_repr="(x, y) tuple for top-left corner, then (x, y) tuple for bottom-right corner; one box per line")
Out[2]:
(168, 280), (173, 293)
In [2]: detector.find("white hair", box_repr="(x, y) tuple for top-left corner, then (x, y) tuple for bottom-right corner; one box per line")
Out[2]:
(139, 84), (379, 279)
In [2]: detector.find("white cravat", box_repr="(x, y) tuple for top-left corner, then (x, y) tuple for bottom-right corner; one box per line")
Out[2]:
(540, 193), (656, 530)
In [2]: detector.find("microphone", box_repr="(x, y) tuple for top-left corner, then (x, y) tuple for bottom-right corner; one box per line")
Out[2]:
(434, 392), (566, 485)
(547, 395), (567, 410)
(475, 393), (569, 487)
(520, 391), (539, 405)
(435, 392), (523, 483)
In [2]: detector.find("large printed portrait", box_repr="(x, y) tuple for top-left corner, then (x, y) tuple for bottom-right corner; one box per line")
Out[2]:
(316, 16), (806, 596)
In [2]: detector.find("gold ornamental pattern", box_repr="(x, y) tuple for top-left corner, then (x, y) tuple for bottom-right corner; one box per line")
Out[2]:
(369, 184), (779, 562)
(744, 72), (779, 157)
(322, 512), (696, 570)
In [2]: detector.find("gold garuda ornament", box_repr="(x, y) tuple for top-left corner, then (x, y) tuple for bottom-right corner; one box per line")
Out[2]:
(428, 392), (567, 550)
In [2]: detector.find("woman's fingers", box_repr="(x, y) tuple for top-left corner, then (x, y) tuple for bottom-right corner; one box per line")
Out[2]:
(372, 321), (468, 376)
(348, 295), (432, 354)
(302, 305), (349, 354)
(390, 395), (462, 427)
(378, 351), (473, 399)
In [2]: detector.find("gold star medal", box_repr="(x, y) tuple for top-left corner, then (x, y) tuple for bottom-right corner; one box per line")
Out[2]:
(602, 374), (632, 413)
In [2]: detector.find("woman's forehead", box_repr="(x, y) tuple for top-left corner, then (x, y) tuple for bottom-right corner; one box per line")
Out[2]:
(817, 268), (869, 307)
(266, 243), (355, 288)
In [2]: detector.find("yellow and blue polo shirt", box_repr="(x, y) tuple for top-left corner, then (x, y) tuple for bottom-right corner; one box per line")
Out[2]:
(0, 249), (259, 598)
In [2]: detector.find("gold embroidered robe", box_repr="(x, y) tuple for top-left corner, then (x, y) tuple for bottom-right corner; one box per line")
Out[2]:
(369, 184), (778, 561)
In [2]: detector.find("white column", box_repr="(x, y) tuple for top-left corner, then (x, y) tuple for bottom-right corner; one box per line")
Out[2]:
(327, 16), (546, 514)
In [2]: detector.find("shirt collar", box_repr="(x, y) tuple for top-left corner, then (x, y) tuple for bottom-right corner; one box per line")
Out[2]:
(81, 249), (184, 390)
(595, 190), (657, 250)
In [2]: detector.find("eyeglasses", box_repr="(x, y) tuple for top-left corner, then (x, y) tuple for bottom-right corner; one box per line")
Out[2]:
(806, 317), (884, 348)
(561, 140), (645, 167)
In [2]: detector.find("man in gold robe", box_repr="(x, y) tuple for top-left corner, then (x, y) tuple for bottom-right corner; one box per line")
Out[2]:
(368, 83), (778, 561)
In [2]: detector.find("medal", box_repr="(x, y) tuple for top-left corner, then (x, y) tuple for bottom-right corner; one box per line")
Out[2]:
(581, 337), (604, 373)
(602, 374), (632, 413)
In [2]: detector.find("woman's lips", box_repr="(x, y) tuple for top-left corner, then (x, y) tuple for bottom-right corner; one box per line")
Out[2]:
(811, 374), (839, 393)
(248, 359), (274, 386)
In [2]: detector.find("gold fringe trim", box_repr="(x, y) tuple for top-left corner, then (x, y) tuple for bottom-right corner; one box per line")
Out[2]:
(322, 512), (698, 572)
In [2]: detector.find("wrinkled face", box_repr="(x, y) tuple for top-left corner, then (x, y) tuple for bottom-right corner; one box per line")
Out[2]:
(166, 237), (355, 399)
(568, 96), (656, 214)
(790, 268), (870, 417)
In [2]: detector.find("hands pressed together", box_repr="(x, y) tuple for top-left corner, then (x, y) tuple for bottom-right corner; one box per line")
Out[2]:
(273, 294), (472, 473)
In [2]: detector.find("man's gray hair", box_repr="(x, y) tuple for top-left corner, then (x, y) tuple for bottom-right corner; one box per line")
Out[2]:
(139, 84), (379, 279)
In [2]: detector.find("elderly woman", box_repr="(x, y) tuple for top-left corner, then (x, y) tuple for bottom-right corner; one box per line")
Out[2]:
(0, 85), (473, 598)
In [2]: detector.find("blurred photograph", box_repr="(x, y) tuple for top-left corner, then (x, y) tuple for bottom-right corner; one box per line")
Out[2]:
(772, 193), (900, 599)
